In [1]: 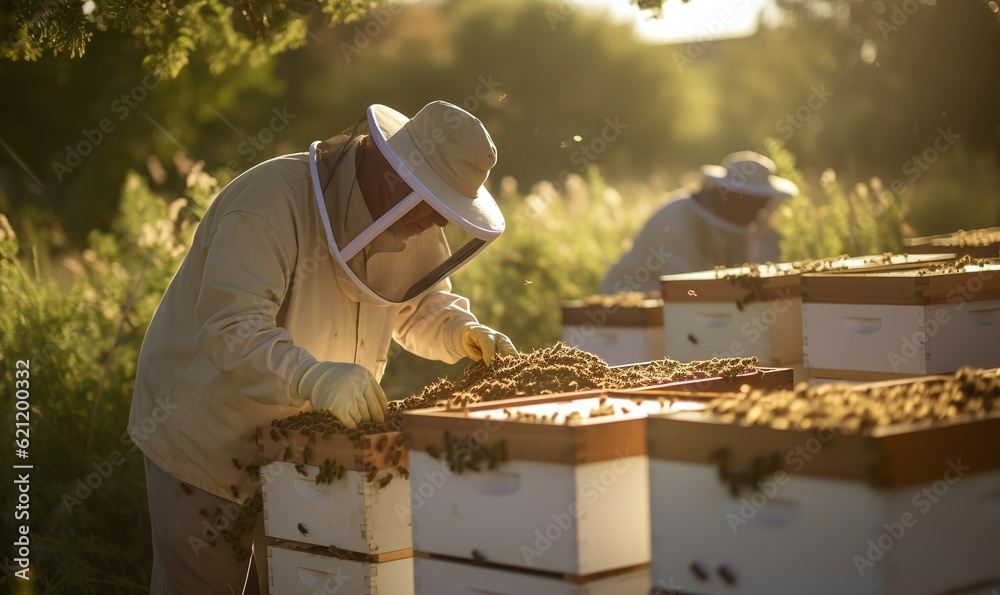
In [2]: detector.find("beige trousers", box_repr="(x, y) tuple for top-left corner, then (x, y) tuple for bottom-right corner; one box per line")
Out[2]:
(144, 456), (268, 594)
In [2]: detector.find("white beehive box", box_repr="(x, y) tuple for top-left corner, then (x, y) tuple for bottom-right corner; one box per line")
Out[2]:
(802, 258), (1000, 378)
(660, 254), (949, 369)
(646, 381), (1000, 595)
(402, 390), (710, 577)
(561, 294), (664, 366)
(413, 555), (651, 595)
(268, 542), (413, 595)
(258, 427), (411, 556)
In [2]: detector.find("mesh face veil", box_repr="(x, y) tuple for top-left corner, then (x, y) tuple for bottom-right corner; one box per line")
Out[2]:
(308, 103), (504, 305)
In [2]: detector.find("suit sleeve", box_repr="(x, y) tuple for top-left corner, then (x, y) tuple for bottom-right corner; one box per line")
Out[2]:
(392, 277), (478, 364)
(195, 209), (317, 406)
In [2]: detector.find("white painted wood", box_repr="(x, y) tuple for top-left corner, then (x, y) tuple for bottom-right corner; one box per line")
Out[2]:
(802, 299), (1000, 375)
(262, 461), (411, 554)
(413, 557), (651, 595)
(562, 325), (664, 366)
(663, 299), (803, 365)
(409, 451), (650, 576)
(649, 460), (1000, 595)
(267, 544), (413, 595)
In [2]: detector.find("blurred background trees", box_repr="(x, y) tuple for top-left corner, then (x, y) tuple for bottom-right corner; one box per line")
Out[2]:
(2, 0), (1000, 590)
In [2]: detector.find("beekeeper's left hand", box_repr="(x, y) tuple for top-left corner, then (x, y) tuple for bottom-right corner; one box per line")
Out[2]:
(460, 324), (518, 366)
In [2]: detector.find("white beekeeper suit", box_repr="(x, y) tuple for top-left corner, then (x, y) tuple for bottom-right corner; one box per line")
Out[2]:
(129, 101), (516, 594)
(600, 151), (799, 294)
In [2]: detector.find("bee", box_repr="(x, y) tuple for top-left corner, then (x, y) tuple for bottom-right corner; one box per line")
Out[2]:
(376, 435), (388, 453)
(336, 465), (345, 480)
(735, 299), (745, 312)
(687, 334), (698, 345)
(231, 458), (242, 471)
(282, 445), (293, 462)
(199, 508), (209, 518)
(180, 482), (194, 496)
(309, 431), (316, 445)
(391, 449), (403, 466)
(302, 445), (311, 465)
(396, 465), (409, 479)
(230, 485), (240, 499)
(687, 289), (698, 297)
(717, 564), (737, 585)
(690, 561), (709, 581)
(269, 428), (280, 442)
(471, 549), (487, 562)
(426, 445), (441, 460)
(297, 522), (309, 537)
(294, 464), (308, 477)
(279, 428), (289, 438)
(378, 473), (393, 489)
(523, 280), (532, 286)
(365, 465), (378, 483)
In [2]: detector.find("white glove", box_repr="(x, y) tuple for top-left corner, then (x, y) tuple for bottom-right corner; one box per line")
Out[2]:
(297, 362), (388, 428)
(460, 324), (518, 366)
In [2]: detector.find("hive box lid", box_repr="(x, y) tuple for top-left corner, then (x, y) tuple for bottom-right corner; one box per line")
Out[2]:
(905, 227), (1000, 258)
(659, 253), (952, 303)
(561, 296), (663, 327)
(646, 377), (1000, 489)
(800, 259), (1000, 305)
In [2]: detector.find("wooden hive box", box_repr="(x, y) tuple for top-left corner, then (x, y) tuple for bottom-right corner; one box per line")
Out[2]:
(645, 375), (1000, 595)
(267, 540), (413, 595)
(561, 293), (664, 366)
(659, 254), (951, 370)
(258, 426), (412, 557)
(413, 554), (651, 595)
(402, 388), (727, 578)
(801, 257), (1000, 379)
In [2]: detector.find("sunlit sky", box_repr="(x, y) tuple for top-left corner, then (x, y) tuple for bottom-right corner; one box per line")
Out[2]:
(579, 0), (779, 44)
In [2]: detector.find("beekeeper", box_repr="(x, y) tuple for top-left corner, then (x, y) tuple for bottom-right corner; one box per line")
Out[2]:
(600, 151), (799, 293)
(128, 100), (517, 594)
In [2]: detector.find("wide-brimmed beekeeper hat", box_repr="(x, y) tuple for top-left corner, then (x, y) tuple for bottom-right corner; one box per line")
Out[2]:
(309, 101), (505, 305)
(700, 151), (799, 198)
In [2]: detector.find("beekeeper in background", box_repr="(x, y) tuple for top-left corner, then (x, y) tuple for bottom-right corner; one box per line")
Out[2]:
(600, 151), (799, 293)
(129, 100), (517, 594)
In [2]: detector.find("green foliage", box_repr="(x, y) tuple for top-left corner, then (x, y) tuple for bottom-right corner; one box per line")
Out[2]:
(2, 0), (366, 79)
(768, 138), (910, 261)
(0, 167), (210, 593)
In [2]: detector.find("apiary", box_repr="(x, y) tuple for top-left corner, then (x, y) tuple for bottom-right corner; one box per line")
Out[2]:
(904, 227), (1000, 258)
(659, 254), (950, 373)
(413, 555), (651, 595)
(267, 541), (414, 595)
(259, 345), (767, 592)
(646, 369), (1000, 595)
(402, 389), (729, 578)
(561, 291), (664, 366)
(801, 256), (1000, 379)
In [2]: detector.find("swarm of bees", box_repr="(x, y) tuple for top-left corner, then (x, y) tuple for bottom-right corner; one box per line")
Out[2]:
(916, 255), (999, 276)
(267, 344), (759, 437)
(575, 290), (660, 309)
(704, 367), (1000, 434)
(709, 447), (782, 497)
(426, 431), (509, 474)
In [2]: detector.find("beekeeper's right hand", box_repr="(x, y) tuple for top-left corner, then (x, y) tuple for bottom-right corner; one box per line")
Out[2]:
(297, 362), (389, 429)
